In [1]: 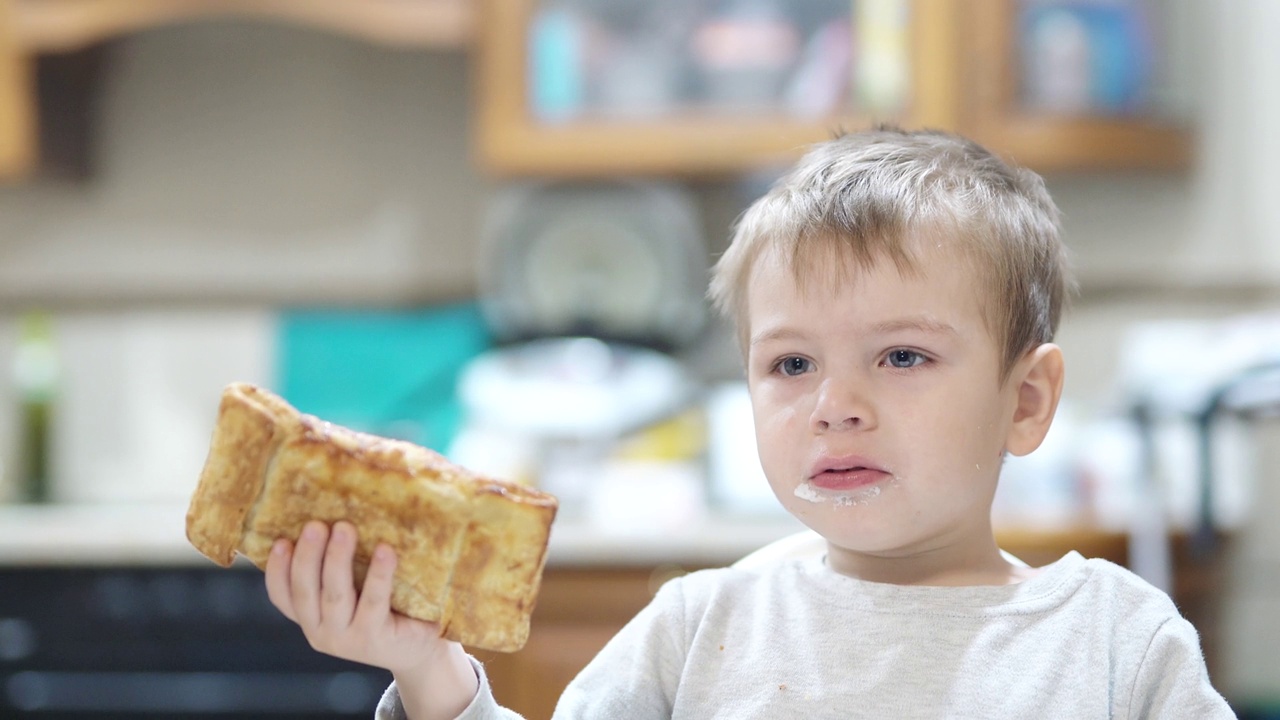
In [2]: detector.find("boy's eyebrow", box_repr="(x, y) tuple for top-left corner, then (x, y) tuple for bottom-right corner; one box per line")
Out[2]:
(749, 327), (807, 347)
(749, 317), (959, 347)
(871, 317), (960, 337)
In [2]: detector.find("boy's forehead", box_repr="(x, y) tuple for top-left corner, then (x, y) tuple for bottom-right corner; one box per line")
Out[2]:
(749, 229), (979, 294)
(743, 233), (996, 336)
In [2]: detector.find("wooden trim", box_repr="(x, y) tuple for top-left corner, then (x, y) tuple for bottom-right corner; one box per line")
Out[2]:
(12, 0), (474, 53)
(910, 0), (961, 129)
(473, 0), (531, 174)
(0, 0), (37, 179)
(477, 114), (864, 178)
(984, 118), (1190, 172)
(995, 527), (1129, 566)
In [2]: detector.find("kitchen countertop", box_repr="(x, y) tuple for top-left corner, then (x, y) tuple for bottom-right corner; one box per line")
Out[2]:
(0, 503), (808, 568)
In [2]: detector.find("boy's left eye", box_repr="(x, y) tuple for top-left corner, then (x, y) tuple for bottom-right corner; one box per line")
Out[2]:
(884, 349), (926, 369)
(775, 356), (814, 376)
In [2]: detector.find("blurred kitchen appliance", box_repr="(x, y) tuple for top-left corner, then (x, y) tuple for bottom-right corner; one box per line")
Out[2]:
(478, 180), (708, 352)
(449, 337), (696, 512)
(459, 180), (709, 518)
(1189, 361), (1280, 553)
(1110, 314), (1280, 591)
(0, 565), (387, 719)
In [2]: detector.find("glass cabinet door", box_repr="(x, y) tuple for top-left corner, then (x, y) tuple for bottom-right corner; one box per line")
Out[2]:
(475, 0), (955, 177)
(524, 0), (906, 123)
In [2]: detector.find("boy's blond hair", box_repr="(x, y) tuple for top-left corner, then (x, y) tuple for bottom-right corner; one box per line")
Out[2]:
(708, 126), (1073, 377)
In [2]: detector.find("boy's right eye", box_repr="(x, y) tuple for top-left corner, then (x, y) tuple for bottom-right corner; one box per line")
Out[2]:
(774, 356), (814, 376)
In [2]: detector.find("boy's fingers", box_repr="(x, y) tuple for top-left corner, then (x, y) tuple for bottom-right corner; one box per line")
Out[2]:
(264, 539), (297, 622)
(353, 543), (396, 629)
(319, 521), (358, 630)
(290, 521), (329, 630)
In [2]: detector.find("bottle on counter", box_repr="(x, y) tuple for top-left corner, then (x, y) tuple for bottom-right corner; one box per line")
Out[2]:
(12, 311), (58, 504)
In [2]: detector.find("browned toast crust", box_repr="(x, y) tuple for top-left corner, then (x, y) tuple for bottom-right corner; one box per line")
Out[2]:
(185, 383), (557, 652)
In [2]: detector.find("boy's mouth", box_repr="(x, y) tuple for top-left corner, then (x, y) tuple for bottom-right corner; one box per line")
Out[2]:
(807, 456), (890, 492)
(808, 467), (890, 491)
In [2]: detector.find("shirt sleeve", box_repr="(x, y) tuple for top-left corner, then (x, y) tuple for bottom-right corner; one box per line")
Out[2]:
(550, 575), (690, 719)
(1127, 616), (1237, 719)
(375, 656), (526, 720)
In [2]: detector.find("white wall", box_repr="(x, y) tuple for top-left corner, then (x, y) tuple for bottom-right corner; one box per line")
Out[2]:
(0, 21), (487, 305)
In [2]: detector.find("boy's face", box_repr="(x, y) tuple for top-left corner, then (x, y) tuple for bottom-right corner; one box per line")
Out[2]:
(745, 239), (1022, 560)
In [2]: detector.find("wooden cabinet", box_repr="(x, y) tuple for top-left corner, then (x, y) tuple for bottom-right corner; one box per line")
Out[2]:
(474, 0), (1191, 177)
(0, 0), (473, 180)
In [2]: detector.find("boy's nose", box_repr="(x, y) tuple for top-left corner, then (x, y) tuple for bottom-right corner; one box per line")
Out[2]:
(810, 377), (876, 432)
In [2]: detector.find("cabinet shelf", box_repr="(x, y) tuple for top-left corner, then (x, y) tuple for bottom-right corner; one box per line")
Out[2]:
(480, 114), (883, 177)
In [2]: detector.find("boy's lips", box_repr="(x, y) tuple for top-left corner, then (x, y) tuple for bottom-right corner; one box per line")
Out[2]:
(807, 456), (891, 491)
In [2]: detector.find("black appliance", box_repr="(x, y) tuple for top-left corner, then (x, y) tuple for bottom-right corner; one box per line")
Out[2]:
(0, 564), (390, 719)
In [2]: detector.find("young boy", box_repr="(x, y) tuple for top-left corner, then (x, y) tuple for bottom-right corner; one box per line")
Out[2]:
(264, 127), (1234, 719)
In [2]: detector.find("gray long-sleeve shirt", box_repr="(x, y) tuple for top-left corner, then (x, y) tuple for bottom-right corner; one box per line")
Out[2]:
(378, 551), (1234, 719)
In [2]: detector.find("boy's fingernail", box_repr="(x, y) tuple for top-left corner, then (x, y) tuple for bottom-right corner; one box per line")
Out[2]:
(375, 545), (393, 562)
(272, 540), (288, 556)
(302, 523), (322, 541)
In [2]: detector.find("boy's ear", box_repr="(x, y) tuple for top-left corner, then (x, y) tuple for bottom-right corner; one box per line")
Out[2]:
(1005, 343), (1065, 457)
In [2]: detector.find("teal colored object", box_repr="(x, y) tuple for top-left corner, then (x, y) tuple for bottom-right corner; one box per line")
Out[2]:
(277, 303), (492, 454)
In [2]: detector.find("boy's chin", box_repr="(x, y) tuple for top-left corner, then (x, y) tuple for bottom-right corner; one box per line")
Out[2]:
(790, 518), (910, 557)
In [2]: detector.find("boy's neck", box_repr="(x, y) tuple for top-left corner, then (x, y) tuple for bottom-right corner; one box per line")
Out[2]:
(824, 529), (1040, 587)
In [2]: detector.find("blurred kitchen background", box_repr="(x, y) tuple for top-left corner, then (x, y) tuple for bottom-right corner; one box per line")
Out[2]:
(0, 0), (1278, 717)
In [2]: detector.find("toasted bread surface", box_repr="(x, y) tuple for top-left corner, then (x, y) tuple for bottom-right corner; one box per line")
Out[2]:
(186, 382), (558, 652)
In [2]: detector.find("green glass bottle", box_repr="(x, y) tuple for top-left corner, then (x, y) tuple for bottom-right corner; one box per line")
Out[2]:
(13, 312), (57, 504)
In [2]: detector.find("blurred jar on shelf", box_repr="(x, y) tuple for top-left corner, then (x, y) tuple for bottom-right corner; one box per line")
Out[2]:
(10, 311), (59, 504)
(1019, 0), (1156, 116)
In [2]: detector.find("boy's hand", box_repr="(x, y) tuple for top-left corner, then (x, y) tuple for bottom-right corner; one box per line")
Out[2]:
(264, 520), (458, 679)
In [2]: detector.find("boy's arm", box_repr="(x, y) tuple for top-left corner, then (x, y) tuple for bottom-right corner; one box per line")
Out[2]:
(265, 521), (481, 720)
(1127, 616), (1236, 719)
(377, 656), (525, 720)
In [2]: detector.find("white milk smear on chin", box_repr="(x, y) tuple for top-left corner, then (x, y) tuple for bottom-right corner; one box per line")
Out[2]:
(794, 476), (897, 507)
